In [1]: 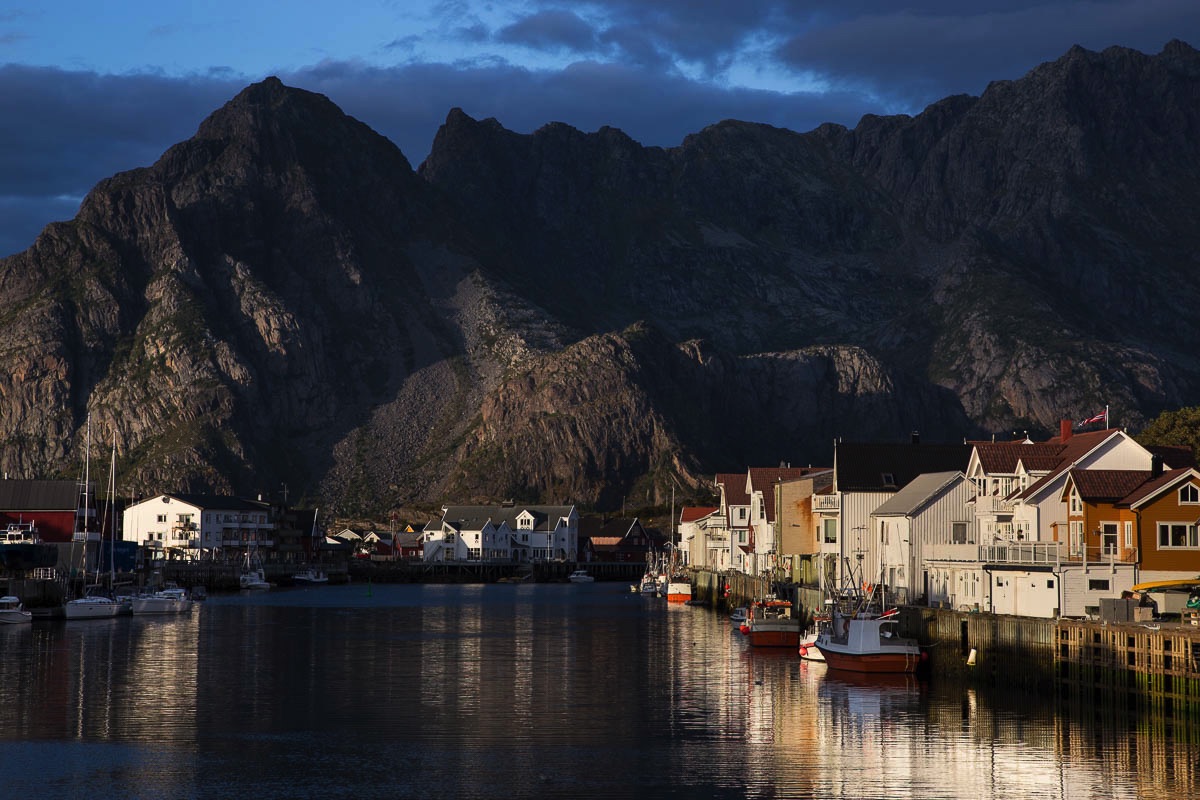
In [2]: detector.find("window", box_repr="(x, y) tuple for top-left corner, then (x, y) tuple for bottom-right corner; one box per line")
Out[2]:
(1069, 521), (1084, 556)
(1181, 484), (1200, 504)
(952, 522), (968, 544)
(1069, 490), (1081, 514)
(156, 514), (167, 523)
(1088, 579), (1110, 591)
(1047, 580), (1055, 589)
(1158, 522), (1199, 548)
(1102, 523), (1118, 556)
(881, 473), (896, 487)
(1124, 521), (1133, 549)
(468, 548), (480, 559)
(737, 508), (747, 521)
(822, 519), (837, 544)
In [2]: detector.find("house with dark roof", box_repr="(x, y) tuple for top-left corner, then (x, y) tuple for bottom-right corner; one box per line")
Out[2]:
(817, 438), (972, 592)
(743, 466), (830, 577)
(714, 472), (752, 573)
(0, 478), (87, 543)
(425, 505), (579, 563)
(1057, 461), (1200, 615)
(122, 493), (273, 560)
(578, 517), (656, 563)
(947, 420), (1186, 618)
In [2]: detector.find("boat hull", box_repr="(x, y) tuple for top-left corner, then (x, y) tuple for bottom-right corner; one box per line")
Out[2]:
(0, 610), (32, 624)
(748, 626), (800, 647)
(63, 600), (123, 619)
(815, 646), (921, 673)
(131, 597), (193, 615)
(666, 582), (691, 603)
(799, 633), (825, 662)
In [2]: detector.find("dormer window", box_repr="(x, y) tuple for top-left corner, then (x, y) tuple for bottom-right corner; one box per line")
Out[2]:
(1069, 490), (1082, 514)
(1181, 484), (1199, 505)
(881, 473), (896, 488)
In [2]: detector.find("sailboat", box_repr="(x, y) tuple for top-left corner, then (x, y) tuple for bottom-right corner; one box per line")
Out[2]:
(240, 548), (270, 590)
(64, 425), (123, 620)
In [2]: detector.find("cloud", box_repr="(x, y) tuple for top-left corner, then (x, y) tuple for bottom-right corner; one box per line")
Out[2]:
(775, 0), (1200, 107)
(495, 9), (599, 53)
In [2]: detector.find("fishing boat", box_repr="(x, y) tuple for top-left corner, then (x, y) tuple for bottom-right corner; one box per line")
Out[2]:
(0, 522), (58, 572)
(240, 551), (271, 590)
(0, 596), (32, 624)
(814, 559), (924, 673)
(666, 577), (691, 603)
(292, 567), (329, 585)
(739, 597), (802, 647)
(130, 586), (193, 615)
(568, 569), (595, 583)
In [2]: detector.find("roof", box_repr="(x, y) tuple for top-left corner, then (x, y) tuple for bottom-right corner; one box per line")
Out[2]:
(165, 494), (271, 511)
(970, 442), (1064, 474)
(441, 505), (576, 532)
(0, 479), (81, 511)
(680, 506), (719, 524)
(1066, 469), (1154, 503)
(747, 466), (830, 520)
(578, 517), (641, 539)
(835, 442), (971, 492)
(1123, 468), (1196, 507)
(715, 473), (749, 505)
(872, 472), (966, 517)
(1019, 430), (1126, 501)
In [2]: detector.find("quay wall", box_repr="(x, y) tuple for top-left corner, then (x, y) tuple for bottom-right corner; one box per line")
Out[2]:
(691, 569), (1200, 709)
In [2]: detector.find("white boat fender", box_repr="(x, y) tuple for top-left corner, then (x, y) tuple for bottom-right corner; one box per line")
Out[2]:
(967, 648), (977, 666)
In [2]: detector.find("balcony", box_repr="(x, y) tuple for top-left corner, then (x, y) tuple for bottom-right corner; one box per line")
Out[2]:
(812, 494), (840, 511)
(979, 542), (1064, 565)
(972, 495), (1014, 515)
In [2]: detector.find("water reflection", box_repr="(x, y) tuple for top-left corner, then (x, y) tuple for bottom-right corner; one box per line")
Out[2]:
(0, 584), (1196, 799)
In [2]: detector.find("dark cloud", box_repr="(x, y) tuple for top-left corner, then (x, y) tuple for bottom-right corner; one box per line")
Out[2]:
(495, 9), (598, 53)
(0, 65), (239, 256)
(778, 1), (1200, 108)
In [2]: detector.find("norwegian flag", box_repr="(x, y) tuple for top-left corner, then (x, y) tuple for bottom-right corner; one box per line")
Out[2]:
(1079, 409), (1107, 426)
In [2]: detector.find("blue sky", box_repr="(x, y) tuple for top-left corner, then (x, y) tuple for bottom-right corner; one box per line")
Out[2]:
(2, 0), (1198, 256)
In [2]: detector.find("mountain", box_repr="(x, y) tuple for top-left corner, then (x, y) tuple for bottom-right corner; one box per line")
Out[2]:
(1, 43), (1198, 516)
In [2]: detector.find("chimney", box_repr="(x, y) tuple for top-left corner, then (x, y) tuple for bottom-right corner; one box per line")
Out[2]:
(1151, 454), (1163, 479)
(1060, 419), (1072, 442)
(911, 431), (920, 445)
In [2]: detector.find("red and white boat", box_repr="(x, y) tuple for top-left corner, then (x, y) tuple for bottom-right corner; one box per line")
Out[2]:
(814, 560), (925, 673)
(798, 619), (827, 662)
(739, 598), (801, 647)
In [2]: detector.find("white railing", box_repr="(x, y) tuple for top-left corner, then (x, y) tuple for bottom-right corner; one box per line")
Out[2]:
(973, 495), (1014, 514)
(979, 541), (1064, 565)
(812, 495), (840, 511)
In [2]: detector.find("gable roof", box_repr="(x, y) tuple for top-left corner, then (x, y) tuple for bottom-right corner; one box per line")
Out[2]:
(1065, 469), (1153, 503)
(0, 479), (82, 510)
(1124, 468), (1197, 508)
(715, 473), (749, 506)
(835, 442), (971, 493)
(747, 466), (831, 521)
(872, 472), (966, 517)
(1018, 430), (1134, 501)
(680, 506), (719, 523)
(166, 493), (271, 512)
(970, 442), (1064, 474)
(441, 505), (575, 532)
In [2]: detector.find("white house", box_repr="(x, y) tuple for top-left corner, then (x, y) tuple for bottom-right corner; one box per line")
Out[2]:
(816, 439), (972, 593)
(870, 471), (977, 606)
(424, 504), (579, 562)
(679, 506), (724, 570)
(715, 472), (751, 573)
(122, 493), (273, 560)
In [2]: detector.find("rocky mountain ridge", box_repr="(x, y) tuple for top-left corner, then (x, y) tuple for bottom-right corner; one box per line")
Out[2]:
(1, 42), (1198, 515)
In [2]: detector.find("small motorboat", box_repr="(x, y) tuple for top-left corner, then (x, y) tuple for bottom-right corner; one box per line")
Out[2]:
(729, 606), (748, 626)
(0, 595), (32, 624)
(568, 570), (595, 583)
(292, 567), (329, 585)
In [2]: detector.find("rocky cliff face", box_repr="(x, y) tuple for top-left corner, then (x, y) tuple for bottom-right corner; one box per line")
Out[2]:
(1, 43), (1198, 514)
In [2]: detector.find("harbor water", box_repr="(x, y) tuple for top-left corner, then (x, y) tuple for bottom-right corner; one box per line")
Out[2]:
(0, 581), (1196, 799)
